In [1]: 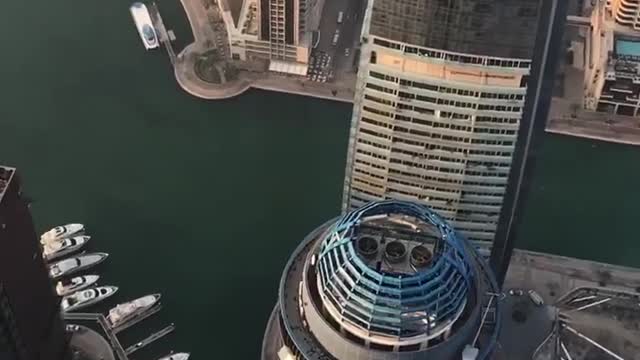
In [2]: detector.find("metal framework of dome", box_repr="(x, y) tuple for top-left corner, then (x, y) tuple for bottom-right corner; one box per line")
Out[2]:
(316, 200), (475, 342)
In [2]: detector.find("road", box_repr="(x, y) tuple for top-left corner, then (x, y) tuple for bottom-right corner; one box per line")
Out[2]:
(308, 0), (366, 82)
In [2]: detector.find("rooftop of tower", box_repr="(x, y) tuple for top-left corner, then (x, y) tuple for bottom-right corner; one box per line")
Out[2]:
(0, 165), (15, 202)
(367, 0), (542, 59)
(266, 200), (501, 360)
(315, 201), (476, 341)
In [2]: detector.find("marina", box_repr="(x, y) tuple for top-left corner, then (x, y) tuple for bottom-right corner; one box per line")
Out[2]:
(41, 223), (187, 358)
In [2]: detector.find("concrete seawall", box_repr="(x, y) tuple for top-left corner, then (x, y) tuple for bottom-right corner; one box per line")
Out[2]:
(173, 0), (640, 147)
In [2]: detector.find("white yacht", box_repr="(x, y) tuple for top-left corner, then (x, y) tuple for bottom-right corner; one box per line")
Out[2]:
(130, 2), (159, 50)
(49, 253), (108, 279)
(56, 275), (100, 296)
(61, 286), (118, 312)
(40, 223), (85, 244)
(43, 236), (90, 261)
(107, 294), (161, 327)
(157, 353), (190, 360)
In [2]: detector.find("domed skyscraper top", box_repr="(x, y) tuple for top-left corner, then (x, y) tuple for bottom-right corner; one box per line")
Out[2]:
(262, 200), (501, 360)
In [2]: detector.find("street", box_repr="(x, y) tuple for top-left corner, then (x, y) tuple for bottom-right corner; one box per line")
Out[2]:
(307, 0), (367, 82)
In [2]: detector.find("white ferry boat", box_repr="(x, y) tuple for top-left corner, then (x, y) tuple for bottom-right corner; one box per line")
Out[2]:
(107, 294), (161, 327)
(130, 2), (159, 50)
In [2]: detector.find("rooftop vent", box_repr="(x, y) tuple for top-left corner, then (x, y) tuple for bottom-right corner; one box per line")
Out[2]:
(384, 241), (406, 264)
(410, 245), (433, 268)
(357, 236), (378, 259)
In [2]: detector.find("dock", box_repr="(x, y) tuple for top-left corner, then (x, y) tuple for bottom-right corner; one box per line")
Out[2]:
(112, 303), (162, 334)
(125, 324), (176, 355)
(64, 302), (170, 360)
(64, 313), (128, 360)
(148, 2), (177, 65)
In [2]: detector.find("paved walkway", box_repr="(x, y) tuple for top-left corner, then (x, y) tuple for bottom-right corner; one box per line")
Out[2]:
(174, 0), (356, 102)
(68, 326), (115, 360)
(547, 97), (640, 146)
(174, 0), (640, 145)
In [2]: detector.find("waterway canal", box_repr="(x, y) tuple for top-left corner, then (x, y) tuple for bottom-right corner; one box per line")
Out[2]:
(0, 0), (639, 358)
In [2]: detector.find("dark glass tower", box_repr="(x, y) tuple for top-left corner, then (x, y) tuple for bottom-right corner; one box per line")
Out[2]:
(0, 166), (68, 360)
(490, 0), (569, 286)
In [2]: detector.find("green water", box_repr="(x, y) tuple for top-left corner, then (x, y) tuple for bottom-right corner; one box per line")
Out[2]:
(1, 0), (639, 357)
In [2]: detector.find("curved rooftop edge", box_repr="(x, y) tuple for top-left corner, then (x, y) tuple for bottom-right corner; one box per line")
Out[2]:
(262, 200), (502, 360)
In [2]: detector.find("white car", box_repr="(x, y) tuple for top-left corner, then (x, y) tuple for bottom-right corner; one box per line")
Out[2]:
(345, 48), (350, 57)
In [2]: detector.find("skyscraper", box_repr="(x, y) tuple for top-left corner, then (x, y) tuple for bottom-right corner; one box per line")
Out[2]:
(342, 0), (542, 241)
(262, 200), (500, 359)
(0, 166), (68, 360)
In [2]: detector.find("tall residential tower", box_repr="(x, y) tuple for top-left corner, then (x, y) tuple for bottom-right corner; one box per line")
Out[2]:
(342, 0), (541, 241)
(0, 166), (68, 360)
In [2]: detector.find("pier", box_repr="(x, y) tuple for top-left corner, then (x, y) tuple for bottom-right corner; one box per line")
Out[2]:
(125, 323), (176, 355)
(149, 2), (177, 65)
(64, 313), (128, 360)
(64, 303), (172, 360)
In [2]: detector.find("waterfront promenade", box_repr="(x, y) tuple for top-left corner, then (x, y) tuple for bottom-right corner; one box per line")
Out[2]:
(173, 0), (354, 102)
(173, 0), (640, 145)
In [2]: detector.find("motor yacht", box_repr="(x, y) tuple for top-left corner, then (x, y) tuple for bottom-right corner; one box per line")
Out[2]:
(56, 275), (99, 296)
(157, 353), (190, 360)
(43, 236), (90, 261)
(107, 294), (161, 327)
(49, 253), (108, 279)
(41, 223), (84, 244)
(61, 286), (118, 312)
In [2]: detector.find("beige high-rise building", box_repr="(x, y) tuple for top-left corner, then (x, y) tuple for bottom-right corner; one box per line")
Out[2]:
(342, 0), (541, 241)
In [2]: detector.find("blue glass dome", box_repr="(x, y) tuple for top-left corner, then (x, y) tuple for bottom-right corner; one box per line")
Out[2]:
(316, 200), (475, 342)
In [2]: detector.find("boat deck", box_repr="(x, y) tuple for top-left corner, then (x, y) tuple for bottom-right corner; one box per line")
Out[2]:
(112, 303), (162, 334)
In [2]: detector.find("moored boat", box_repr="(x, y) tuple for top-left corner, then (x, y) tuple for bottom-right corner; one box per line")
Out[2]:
(107, 293), (161, 327)
(40, 223), (84, 244)
(49, 253), (108, 279)
(43, 236), (90, 261)
(157, 353), (190, 360)
(61, 286), (118, 312)
(56, 275), (100, 296)
(130, 2), (159, 50)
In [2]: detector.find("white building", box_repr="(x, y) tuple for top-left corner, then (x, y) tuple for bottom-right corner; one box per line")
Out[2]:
(342, 0), (540, 241)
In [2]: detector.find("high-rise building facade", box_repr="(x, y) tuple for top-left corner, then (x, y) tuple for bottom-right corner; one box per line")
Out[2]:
(342, 0), (541, 241)
(0, 166), (68, 360)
